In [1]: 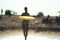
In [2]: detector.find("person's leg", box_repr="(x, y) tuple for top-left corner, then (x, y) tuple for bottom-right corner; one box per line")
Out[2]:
(26, 25), (28, 36)
(23, 24), (27, 40)
(22, 23), (29, 40)
(25, 35), (27, 40)
(25, 24), (29, 40)
(22, 24), (26, 37)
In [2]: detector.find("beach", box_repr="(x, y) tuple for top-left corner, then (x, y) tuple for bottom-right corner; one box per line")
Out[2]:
(0, 29), (60, 40)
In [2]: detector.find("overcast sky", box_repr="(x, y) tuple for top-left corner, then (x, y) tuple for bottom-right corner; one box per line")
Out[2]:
(0, 0), (60, 16)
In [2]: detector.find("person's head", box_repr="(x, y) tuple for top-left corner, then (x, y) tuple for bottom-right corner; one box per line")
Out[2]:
(56, 16), (58, 18)
(24, 7), (28, 13)
(47, 15), (50, 18)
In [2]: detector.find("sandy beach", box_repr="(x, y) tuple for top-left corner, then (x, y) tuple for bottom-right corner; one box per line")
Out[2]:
(0, 29), (60, 40)
(0, 29), (60, 36)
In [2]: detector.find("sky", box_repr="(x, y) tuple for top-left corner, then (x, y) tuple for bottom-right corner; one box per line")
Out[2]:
(0, 0), (60, 16)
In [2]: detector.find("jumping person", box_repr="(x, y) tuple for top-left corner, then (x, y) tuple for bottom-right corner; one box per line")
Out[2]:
(21, 7), (30, 40)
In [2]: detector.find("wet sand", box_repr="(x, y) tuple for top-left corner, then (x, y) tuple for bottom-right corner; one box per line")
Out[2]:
(0, 29), (60, 36)
(0, 29), (60, 40)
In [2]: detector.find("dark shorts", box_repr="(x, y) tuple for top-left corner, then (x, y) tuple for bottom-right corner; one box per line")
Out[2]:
(22, 23), (29, 29)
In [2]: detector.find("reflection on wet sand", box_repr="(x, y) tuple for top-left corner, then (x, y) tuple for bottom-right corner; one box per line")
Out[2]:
(0, 29), (60, 36)
(0, 29), (60, 40)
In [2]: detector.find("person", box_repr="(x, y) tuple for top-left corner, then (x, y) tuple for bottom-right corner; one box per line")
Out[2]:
(45, 15), (50, 23)
(21, 7), (30, 40)
(1, 8), (3, 15)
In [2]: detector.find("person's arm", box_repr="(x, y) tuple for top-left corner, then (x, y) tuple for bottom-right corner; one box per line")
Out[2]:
(21, 13), (30, 16)
(21, 13), (24, 16)
(28, 13), (30, 16)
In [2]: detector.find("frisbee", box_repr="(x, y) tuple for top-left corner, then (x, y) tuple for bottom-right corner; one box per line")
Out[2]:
(18, 16), (35, 21)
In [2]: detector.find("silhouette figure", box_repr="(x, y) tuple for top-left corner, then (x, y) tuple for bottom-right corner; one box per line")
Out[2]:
(42, 15), (50, 23)
(1, 8), (3, 15)
(21, 7), (30, 40)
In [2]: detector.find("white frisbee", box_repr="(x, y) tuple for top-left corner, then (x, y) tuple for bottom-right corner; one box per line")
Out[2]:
(18, 16), (35, 21)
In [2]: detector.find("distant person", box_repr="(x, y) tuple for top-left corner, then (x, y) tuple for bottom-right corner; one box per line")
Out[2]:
(55, 16), (58, 23)
(1, 8), (3, 15)
(0, 8), (3, 20)
(45, 15), (50, 23)
(58, 15), (60, 23)
(21, 7), (30, 40)
(42, 15), (50, 23)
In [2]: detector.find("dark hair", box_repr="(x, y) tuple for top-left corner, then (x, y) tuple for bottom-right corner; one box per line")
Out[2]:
(24, 7), (27, 10)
